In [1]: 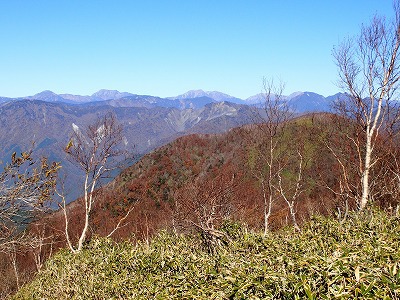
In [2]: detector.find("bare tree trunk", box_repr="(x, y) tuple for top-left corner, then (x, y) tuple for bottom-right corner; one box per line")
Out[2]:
(333, 4), (400, 209)
(106, 206), (135, 238)
(249, 78), (292, 234)
(58, 189), (76, 253)
(360, 133), (372, 209)
(9, 246), (19, 289)
(77, 174), (96, 252)
(264, 135), (275, 235)
(276, 150), (304, 232)
(288, 203), (300, 232)
(261, 180), (272, 235)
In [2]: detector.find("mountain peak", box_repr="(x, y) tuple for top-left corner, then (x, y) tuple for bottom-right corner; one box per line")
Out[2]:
(190, 89), (206, 93)
(91, 89), (133, 100)
(287, 91), (304, 98)
(171, 90), (245, 104)
(34, 90), (57, 96)
(27, 90), (65, 102)
(93, 89), (120, 94)
(170, 90), (207, 100)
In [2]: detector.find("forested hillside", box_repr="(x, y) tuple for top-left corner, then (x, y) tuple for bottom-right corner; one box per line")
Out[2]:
(43, 114), (341, 242)
(3, 114), (341, 296)
(2, 108), (399, 297)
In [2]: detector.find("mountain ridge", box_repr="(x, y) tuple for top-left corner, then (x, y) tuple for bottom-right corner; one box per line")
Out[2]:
(0, 99), (255, 202)
(2, 88), (339, 113)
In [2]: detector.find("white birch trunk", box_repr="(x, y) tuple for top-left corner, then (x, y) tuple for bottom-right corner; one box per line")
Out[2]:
(360, 132), (372, 209)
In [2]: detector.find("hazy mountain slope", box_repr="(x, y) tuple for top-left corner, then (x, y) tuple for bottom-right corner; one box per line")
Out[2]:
(287, 91), (332, 112)
(24, 90), (69, 103)
(2, 89), (338, 112)
(59, 94), (95, 103)
(91, 89), (134, 100)
(86, 95), (179, 109)
(0, 96), (14, 103)
(169, 89), (245, 104)
(176, 96), (217, 109)
(0, 100), (254, 155)
(244, 92), (334, 112)
(23, 89), (135, 104)
(0, 100), (255, 201)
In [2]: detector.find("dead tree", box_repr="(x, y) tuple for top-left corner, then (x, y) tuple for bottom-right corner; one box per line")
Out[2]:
(173, 172), (237, 252)
(27, 222), (55, 272)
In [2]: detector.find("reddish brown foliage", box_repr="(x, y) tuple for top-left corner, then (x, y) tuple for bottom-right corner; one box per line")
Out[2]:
(4, 113), (400, 296)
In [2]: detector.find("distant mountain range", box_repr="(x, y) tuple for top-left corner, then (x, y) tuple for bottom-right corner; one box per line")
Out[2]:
(0, 99), (256, 202)
(0, 88), (342, 201)
(168, 89), (244, 105)
(0, 89), (341, 113)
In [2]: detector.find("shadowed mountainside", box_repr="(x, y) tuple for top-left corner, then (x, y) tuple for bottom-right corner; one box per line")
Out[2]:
(0, 99), (255, 202)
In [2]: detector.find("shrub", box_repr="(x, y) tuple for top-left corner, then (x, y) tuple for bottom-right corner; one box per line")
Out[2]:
(13, 209), (400, 299)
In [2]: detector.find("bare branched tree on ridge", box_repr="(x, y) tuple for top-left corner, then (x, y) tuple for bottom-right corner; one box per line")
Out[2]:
(333, 1), (400, 210)
(60, 112), (133, 253)
(248, 78), (306, 233)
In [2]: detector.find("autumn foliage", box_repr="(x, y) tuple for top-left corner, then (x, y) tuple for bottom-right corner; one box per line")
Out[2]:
(2, 113), (400, 297)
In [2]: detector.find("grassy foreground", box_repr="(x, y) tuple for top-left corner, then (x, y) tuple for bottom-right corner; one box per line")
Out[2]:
(13, 210), (400, 299)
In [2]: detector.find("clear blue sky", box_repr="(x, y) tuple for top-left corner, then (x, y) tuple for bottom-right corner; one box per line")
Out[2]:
(0, 0), (395, 99)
